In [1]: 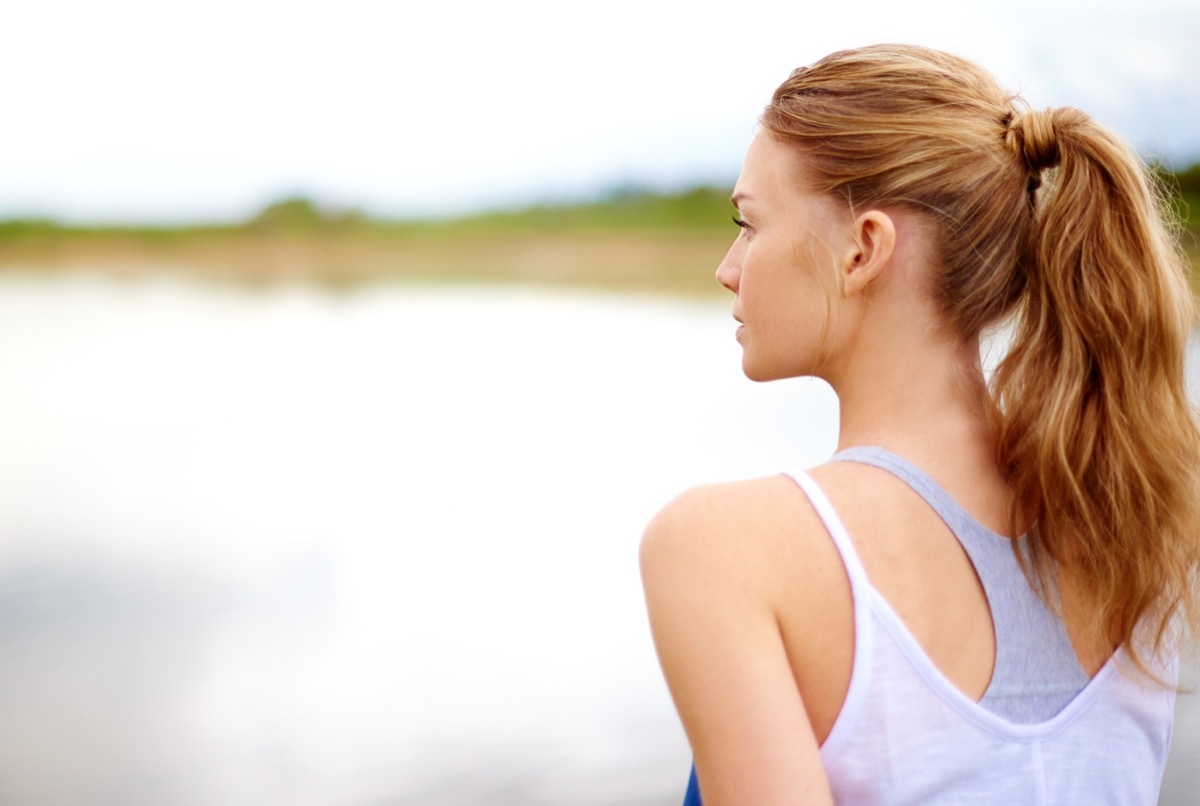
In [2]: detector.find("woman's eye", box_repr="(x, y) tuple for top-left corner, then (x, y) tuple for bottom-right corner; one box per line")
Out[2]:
(732, 214), (750, 231)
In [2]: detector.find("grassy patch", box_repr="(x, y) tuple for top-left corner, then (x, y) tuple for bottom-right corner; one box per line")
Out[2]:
(0, 190), (741, 295)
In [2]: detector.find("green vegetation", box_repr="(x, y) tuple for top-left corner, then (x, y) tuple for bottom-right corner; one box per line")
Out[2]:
(433, 186), (736, 235)
(233, 186), (739, 238)
(0, 186), (741, 295)
(1155, 165), (1200, 292)
(1155, 163), (1200, 231)
(1, 165), (1197, 296)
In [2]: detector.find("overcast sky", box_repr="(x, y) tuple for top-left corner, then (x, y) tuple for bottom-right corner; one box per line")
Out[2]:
(4, 0), (1198, 223)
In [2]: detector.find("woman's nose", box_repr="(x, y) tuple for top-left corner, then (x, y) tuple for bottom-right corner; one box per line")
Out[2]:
(715, 249), (740, 294)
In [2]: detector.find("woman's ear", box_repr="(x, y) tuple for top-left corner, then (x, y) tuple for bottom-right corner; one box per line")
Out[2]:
(840, 210), (895, 297)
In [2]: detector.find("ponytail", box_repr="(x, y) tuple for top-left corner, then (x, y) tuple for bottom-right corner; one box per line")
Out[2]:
(993, 107), (1200, 668)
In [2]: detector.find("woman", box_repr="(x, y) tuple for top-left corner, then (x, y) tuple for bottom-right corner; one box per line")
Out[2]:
(641, 45), (1199, 804)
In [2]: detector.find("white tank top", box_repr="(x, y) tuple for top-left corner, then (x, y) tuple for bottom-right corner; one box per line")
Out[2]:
(787, 456), (1178, 805)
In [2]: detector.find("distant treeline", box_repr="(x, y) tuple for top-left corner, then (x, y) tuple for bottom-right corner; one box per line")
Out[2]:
(1, 161), (1197, 239)
(0, 159), (1190, 236)
(0, 186), (739, 240)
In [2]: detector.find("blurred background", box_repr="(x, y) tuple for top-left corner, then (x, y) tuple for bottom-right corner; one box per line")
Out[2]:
(1, 1), (1198, 804)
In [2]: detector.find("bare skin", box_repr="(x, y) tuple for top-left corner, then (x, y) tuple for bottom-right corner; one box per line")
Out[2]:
(640, 133), (1113, 805)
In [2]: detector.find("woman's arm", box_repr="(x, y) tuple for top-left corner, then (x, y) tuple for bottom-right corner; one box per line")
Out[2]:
(640, 479), (836, 806)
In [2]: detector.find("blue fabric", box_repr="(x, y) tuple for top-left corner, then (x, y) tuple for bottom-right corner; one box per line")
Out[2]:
(682, 763), (702, 806)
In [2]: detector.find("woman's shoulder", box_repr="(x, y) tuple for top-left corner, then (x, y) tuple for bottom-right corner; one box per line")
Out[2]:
(639, 468), (861, 755)
(639, 470), (853, 612)
(640, 462), (875, 550)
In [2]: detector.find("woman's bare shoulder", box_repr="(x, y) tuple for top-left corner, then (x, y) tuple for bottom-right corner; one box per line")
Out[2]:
(639, 472), (847, 610)
(639, 470), (854, 800)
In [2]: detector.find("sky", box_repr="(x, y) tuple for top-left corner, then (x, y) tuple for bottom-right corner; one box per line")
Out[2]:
(4, 0), (1198, 224)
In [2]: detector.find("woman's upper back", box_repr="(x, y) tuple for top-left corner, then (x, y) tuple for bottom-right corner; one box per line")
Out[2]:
(769, 444), (1132, 732)
(789, 449), (1178, 803)
(821, 447), (1093, 719)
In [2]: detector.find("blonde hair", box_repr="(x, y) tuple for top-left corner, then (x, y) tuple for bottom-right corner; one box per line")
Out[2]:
(762, 44), (1200, 671)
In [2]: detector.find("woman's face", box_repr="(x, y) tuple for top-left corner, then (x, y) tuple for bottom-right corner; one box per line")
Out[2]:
(716, 133), (853, 382)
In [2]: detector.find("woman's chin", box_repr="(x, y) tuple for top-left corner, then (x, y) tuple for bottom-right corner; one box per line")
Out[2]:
(741, 358), (783, 383)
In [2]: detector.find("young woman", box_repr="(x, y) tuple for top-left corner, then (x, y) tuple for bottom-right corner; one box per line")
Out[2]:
(641, 45), (1200, 804)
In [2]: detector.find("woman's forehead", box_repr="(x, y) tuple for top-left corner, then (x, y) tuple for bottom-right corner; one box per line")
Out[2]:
(734, 134), (818, 206)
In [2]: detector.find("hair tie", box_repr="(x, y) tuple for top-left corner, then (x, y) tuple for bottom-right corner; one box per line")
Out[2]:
(1004, 108), (1060, 180)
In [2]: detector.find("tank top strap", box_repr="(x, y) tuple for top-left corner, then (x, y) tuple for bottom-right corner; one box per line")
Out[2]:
(784, 470), (874, 595)
(830, 445), (990, 545)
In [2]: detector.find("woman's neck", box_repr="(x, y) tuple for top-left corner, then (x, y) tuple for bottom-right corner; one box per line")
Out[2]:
(826, 322), (1014, 534)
